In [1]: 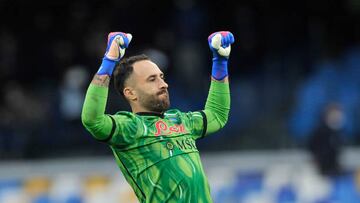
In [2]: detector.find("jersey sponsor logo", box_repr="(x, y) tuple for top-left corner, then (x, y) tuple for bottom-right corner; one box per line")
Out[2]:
(175, 137), (197, 150)
(154, 120), (187, 136)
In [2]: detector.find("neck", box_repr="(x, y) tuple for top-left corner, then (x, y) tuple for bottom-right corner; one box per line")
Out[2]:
(131, 105), (163, 114)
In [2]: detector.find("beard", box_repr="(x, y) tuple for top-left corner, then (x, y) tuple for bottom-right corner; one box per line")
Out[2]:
(138, 89), (170, 113)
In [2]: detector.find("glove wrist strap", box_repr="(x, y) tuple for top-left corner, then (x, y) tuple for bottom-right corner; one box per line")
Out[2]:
(97, 57), (118, 76)
(211, 58), (228, 80)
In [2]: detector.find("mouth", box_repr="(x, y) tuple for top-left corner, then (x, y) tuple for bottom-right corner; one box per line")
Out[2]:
(157, 90), (168, 96)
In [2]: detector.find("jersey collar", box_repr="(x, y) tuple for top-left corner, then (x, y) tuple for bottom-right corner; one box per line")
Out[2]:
(136, 112), (165, 118)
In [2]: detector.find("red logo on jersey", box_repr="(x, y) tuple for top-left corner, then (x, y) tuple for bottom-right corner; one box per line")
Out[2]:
(154, 120), (187, 136)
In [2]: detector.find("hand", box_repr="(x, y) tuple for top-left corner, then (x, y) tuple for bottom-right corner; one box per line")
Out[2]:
(104, 32), (132, 61)
(98, 32), (132, 76)
(207, 31), (235, 80)
(208, 31), (234, 60)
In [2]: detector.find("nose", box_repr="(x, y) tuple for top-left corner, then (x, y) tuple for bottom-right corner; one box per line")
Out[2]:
(159, 78), (168, 89)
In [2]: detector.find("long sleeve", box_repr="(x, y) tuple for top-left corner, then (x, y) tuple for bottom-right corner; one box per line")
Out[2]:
(203, 80), (230, 135)
(81, 84), (114, 141)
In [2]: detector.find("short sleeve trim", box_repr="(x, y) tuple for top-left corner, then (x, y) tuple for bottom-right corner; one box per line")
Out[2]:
(199, 111), (207, 138)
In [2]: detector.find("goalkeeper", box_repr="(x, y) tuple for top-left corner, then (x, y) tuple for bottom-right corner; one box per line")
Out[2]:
(82, 31), (234, 203)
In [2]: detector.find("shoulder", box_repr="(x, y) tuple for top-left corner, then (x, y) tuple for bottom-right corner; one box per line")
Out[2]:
(113, 111), (136, 118)
(164, 109), (182, 115)
(164, 109), (204, 121)
(112, 111), (142, 123)
(114, 111), (136, 116)
(164, 109), (193, 119)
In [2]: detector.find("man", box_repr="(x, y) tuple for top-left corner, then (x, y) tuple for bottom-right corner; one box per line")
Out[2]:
(81, 31), (234, 203)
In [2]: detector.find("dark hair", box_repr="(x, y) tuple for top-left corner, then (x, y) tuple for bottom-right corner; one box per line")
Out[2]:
(113, 54), (150, 97)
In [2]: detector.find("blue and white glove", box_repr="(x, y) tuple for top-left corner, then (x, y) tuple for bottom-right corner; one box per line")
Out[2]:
(208, 31), (235, 80)
(97, 32), (133, 75)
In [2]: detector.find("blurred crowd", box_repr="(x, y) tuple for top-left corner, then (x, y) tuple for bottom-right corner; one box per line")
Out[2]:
(1, 154), (360, 203)
(0, 0), (360, 159)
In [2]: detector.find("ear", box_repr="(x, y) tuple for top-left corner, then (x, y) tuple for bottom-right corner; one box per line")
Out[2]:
(124, 87), (137, 101)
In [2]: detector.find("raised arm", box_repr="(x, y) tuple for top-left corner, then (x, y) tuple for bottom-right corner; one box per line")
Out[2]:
(203, 31), (234, 134)
(81, 32), (132, 141)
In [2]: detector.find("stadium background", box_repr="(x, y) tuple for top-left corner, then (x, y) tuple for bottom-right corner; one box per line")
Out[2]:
(1, 0), (360, 202)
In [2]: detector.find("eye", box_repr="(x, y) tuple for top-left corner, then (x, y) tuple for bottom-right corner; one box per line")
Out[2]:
(148, 76), (156, 82)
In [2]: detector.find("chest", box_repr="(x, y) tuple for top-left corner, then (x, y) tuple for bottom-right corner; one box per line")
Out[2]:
(143, 117), (190, 138)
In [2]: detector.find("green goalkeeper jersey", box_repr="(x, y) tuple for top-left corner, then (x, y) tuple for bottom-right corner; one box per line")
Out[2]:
(82, 81), (230, 203)
(108, 110), (210, 202)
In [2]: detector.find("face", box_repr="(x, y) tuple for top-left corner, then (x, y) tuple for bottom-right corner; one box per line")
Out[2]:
(125, 60), (170, 113)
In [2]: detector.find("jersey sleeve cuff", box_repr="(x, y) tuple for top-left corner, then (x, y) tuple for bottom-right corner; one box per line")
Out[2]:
(96, 115), (116, 142)
(199, 111), (208, 138)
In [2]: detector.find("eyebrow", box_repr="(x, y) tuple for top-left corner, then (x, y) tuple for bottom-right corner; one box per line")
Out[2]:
(146, 73), (164, 80)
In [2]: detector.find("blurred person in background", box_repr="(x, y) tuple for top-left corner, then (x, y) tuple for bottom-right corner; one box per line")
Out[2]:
(81, 31), (234, 202)
(307, 102), (344, 176)
(60, 66), (90, 122)
(58, 65), (92, 152)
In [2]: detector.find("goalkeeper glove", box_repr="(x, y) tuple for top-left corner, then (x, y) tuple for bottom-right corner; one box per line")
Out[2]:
(208, 31), (235, 80)
(97, 32), (132, 76)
